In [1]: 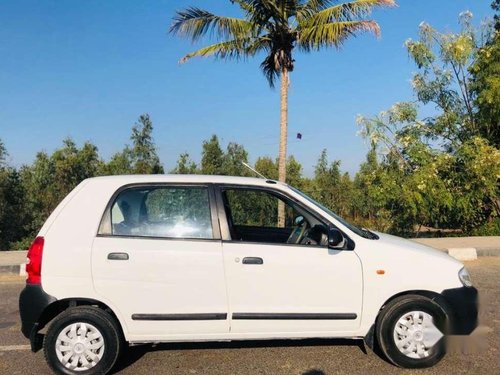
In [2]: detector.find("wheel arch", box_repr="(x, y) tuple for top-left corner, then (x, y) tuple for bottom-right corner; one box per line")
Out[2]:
(364, 289), (452, 350)
(379, 290), (452, 316)
(33, 298), (126, 351)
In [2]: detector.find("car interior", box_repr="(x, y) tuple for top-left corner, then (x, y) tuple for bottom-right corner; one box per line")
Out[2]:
(221, 188), (329, 246)
(111, 187), (212, 238)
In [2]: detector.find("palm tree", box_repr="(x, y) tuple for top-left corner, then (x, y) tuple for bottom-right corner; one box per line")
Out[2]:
(171, 0), (395, 225)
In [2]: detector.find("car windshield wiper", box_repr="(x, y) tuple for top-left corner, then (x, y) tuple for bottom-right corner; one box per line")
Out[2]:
(360, 227), (379, 240)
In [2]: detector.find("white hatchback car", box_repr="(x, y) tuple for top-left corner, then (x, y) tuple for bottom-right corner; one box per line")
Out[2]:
(19, 175), (478, 374)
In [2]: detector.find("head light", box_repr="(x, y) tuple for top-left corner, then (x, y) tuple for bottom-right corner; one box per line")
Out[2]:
(458, 267), (473, 287)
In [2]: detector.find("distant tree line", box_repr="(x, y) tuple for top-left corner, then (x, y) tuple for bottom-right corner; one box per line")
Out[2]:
(0, 9), (498, 250)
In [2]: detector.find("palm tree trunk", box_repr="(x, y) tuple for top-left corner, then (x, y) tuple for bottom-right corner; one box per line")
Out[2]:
(277, 68), (289, 227)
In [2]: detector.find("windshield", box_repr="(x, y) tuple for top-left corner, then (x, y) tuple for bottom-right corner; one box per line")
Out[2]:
(289, 186), (378, 240)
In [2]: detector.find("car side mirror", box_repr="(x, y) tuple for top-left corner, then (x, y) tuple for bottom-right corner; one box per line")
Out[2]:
(328, 227), (346, 249)
(294, 215), (304, 226)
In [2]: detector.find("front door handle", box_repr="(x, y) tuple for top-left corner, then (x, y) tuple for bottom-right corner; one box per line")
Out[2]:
(242, 257), (263, 265)
(108, 252), (129, 261)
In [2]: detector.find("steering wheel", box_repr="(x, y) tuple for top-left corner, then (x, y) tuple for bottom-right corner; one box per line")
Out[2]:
(286, 217), (308, 244)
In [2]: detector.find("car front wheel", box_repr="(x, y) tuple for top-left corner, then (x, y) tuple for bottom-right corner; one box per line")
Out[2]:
(376, 295), (447, 368)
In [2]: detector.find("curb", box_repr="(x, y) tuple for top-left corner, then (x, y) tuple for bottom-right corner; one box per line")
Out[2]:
(476, 248), (500, 257)
(447, 248), (477, 261)
(0, 264), (26, 276)
(443, 246), (499, 260)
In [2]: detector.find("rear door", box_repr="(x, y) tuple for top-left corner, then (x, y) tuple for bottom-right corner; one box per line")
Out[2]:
(217, 186), (363, 335)
(92, 184), (229, 340)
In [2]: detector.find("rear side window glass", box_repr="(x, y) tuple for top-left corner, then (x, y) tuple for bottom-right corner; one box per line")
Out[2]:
(110, 186), (213, 239)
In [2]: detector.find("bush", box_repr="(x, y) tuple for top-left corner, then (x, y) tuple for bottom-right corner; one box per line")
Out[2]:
(469, 218), (500, 236)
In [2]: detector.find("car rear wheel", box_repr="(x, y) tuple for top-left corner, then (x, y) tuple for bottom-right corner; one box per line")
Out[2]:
(44, 306), (122, 375)
(376, 295), (447, 368)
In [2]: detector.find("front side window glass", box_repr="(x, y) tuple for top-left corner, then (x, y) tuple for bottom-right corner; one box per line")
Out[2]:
(289, 186), (378, 239)
(110, 186), (213, 239)
(225, 189), (297, 228)
(222, 188), (329, 246)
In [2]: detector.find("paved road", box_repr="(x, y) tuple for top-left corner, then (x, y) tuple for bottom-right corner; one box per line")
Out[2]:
(0, 258), (498, 375)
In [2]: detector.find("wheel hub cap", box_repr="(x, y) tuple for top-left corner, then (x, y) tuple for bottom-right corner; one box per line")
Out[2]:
(73, 342), (85, 354)
(393, 310), (443, 359)
(413, 330), (423, 341)
(55, 322), (105, 371)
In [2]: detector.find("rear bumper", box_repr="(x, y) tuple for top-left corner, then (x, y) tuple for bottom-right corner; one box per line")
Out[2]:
(19, 284), (56, 339)
(441, 286), (478, 335)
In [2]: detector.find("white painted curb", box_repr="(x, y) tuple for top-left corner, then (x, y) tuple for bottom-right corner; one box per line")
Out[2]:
(19, 263), (26, 277)
(447, 248), (478, 261)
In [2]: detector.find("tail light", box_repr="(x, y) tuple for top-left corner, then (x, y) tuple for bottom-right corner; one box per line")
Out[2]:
(26, 237), (44, 284)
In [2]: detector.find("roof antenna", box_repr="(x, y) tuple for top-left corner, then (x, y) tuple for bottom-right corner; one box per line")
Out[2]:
(241, 162), (267, 179)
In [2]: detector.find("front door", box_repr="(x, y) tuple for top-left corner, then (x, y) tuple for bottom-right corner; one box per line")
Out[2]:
(217, 186), (363, 335)
(92, 184), (229, 340)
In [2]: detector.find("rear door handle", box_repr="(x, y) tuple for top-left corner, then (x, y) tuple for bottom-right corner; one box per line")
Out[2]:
(108, 252), (129, 261)
(242, 257), (263, 265)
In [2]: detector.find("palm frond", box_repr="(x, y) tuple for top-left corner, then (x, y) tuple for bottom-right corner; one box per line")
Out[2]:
(260, 42), (295, 87)
(180, 40), (247, 63)
(246, 0), (286, 29)
(298, 20), (381, 51)
(230, 0), (256, 14)
(171, 0), (395, 89)
(180, 36), (270, 63)
(297, 0), (341, 21)
(300, 0), (337, 13)
(170, 7), (253, 42)
(246, 36), (272, 55)
(260, 53), (280, 88)
(305, 0), (335, 8)
(299, 0), (395, 26)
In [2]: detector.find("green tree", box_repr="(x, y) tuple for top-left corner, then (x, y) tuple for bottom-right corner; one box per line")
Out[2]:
(286, 155), (305, 189)
(130, 114), (164, 174)
(201, 135), (225, 175)
(0, 168), (28, 250)
(401, 12), (495, 147)
(352, 147), (392, 231)
(470, 2), (500, 147)
(21, 139), (101, 241)
(171, 153), (199, 174)
(99, 114), (164, 175)
(253, 154), (304, 187)
(99, 148), (133, 175)
(0, 141), (29, 250)
(0, 140), (6, 167)
(222, 142), (250, 176)
(312, 150), (340, 204)
(170, 0), (395, 224)
(357, 12), (500, 235)
(255, 156), (278, 180)
(311, 149), (354, 217)
(358, 87), (499, 235)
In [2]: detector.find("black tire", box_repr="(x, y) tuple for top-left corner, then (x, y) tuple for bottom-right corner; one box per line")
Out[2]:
(44, 306), (123, 375)
(376, 295), (447, 368)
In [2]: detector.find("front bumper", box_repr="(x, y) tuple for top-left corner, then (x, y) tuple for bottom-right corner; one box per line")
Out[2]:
(441, 286), (479, 335)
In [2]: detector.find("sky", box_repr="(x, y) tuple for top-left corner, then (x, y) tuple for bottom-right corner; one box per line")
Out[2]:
(0, 0), (494, 176)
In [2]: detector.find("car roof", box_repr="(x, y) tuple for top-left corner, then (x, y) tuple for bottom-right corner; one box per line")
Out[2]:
(86, 174), (285, 188)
